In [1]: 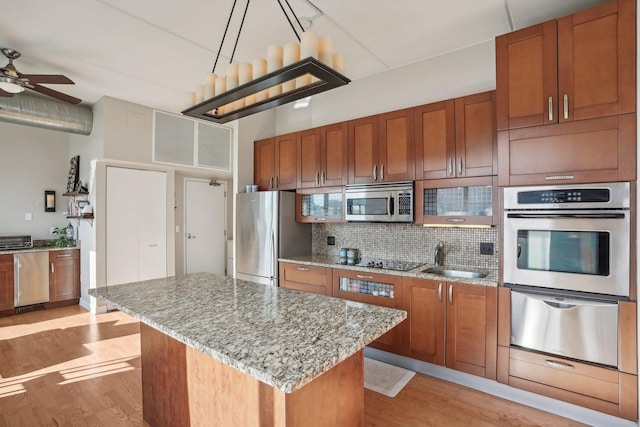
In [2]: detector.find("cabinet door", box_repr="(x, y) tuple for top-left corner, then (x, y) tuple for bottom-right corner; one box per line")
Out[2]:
(495, 21), (558, 130)
(414, 100), (455, 179)
(379, 108), (415, 182)
(49, 250), (80, 302)
(403, 278), (445, 365)
(446, 283), (497, 380)
(297, 129), (322, 189)
(254, 138), (275, 190)
(455, 91), (496, 177)
(0, 254), (14, 311)
(321, 122), (348, 187)
(279, 263), (332, 296)
(348, 115), (380, 184)
(275, 133), (297, 190)
(557, 0), (635, 123)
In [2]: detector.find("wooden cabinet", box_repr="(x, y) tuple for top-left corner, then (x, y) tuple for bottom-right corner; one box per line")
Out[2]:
(348, 110), (414, 184)
(298, 123), (348, 189)
(49, 249), (80, 303)
(333, 269), (407, 355)
(296, 187), (344, 223)
(415, 92), (496, 180)
(254, 133), (298, 190)
(279, 262), (332, 296)
(496, 0), (635, 130)
(0, 254), (14, 312)
(403, 278), (497, 380)
(497, 287), (638, 421)
(498, 113), (636, 186)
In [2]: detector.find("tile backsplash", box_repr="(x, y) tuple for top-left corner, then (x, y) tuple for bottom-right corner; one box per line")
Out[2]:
(312, 223), (499, 270)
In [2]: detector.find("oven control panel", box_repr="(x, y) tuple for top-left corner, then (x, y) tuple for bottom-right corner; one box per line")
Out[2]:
(517, 189), (610, 204)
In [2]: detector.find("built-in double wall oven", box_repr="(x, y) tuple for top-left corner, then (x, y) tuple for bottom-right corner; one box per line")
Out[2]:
(503, 182), (631, 368)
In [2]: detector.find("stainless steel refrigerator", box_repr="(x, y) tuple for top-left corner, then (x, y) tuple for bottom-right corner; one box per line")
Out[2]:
(236, 191), (311, 286)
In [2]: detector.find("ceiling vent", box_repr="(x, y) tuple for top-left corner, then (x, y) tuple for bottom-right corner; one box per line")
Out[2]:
(0, 92), (92, 135)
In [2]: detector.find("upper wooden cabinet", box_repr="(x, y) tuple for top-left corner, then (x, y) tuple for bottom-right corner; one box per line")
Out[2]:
(254, 133), (298, 190)
(0, 254), (14, 312)
(297, 123), (348, 189)
(415, 92), (496, 180)
(496, 0), (635, 130)
(348, 109), (415, 184)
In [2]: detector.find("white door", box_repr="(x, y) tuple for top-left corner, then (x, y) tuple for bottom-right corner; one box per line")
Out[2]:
(185, 179), (226, 274)
(106, 167), (167, 285)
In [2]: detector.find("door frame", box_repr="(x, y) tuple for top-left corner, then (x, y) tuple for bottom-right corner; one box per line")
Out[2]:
(183, 178), (227, 275)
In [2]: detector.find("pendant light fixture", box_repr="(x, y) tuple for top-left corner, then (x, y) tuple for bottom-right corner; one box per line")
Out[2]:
(182, 0), (349, 124)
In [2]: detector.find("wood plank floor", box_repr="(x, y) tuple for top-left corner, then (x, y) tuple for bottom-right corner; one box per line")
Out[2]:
(0, 305), (585, 426)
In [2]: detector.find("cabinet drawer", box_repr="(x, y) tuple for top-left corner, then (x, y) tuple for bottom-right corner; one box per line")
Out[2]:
(49, 249), (80, 261)
(281, 264), (330, 287)
(509, 348), (619, 403)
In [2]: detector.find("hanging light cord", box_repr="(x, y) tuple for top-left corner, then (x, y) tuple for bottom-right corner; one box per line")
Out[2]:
(212, 0), (306, 73)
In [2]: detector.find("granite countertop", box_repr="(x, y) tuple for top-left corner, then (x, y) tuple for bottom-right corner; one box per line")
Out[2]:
(280, 254), (499, 286)
(0, 244), (80, 255)
(89, 272), (406, 393)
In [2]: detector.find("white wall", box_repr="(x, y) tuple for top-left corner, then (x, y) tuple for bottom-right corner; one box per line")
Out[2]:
(0, 121), (71, 239)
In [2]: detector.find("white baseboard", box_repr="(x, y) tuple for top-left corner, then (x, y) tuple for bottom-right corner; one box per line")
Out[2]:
(79, 296), (107, 315)
(364, 348), (636, 427)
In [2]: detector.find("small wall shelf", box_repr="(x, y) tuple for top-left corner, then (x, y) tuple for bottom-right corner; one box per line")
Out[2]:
(63, 191), (93, 226)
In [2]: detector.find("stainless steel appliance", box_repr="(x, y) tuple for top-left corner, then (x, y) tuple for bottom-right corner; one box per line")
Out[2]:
(0, 235), (32, 251)
(236, 191), (311, 286)
(345, 181), (413, 223)
(503, 182), (630, 297)
(511, 289), (618, 367)
(14, 251), (49, 308)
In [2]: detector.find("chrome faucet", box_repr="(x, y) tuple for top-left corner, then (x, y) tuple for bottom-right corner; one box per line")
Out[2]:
(434, 241), (445, 267)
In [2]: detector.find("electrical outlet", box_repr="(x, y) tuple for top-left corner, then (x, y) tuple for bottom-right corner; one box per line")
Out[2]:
(480, 242), (494, 255)
(327, 236), (336, 246)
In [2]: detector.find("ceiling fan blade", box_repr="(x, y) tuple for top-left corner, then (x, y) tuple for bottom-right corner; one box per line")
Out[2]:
(20, 74), (74, 84)
(0, 89), (13, 97)
(29, 83), (81, 104)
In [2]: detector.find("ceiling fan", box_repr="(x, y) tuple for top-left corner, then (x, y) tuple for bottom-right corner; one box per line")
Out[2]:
(0, 48), (81, 104)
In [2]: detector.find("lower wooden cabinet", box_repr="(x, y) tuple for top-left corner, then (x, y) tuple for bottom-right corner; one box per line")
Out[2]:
(0, 254), (14, 312)
(403, 278), (497, 380)
(49, 249), (80, 303)
(332, 269), (407, 355)
(279, 263), (332, 296)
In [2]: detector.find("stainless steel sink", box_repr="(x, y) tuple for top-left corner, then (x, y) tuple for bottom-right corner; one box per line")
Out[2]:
(421, 267), (488, 279)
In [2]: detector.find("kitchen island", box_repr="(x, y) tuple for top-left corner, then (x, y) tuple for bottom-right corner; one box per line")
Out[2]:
(90, 272), (406, 426)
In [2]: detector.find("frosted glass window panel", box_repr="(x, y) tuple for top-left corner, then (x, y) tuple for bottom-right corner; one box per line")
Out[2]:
(154, 111), (194, 166)
(424, 185), (493, 217)
(197, 122), (232, 171)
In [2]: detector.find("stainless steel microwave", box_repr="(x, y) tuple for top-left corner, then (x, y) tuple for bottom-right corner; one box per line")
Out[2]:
(345, 181), (413, 223)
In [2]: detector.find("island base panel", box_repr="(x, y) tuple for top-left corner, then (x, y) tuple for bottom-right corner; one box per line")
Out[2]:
(140, 324), (364, 426)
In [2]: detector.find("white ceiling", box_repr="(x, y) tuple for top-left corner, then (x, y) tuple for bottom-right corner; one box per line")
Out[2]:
(0, 0), (607, 114)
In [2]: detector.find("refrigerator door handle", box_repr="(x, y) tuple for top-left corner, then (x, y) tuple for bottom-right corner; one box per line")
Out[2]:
(271, 229), (276, 280)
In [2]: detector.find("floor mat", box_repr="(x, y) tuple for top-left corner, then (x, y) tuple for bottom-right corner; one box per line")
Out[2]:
(364, 357), (416, 398)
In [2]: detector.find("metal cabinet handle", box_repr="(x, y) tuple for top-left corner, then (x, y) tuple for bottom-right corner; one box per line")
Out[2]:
(380, 164), (384, 181)
(356, 274), (373, 279)
(297, 267), (310, 271)
(563, 94), (568, 120)
(315, 172), (319, 186)
(437, 283), (442, 303)
(548, 96), (553, 121)
(447, 218), (466, 223)
(149, 243), (159, 247)
(458, 158), (462, 176)
(321, 171), (325, 185)
(545, 359), (575, 370)
(269, 177), (273, 190)
(313, 217), (326, 221)
(275, 176), (279, 189)
(51, 262), (55, 273)
(545, 175), (575, 181)
(448, 158), (453, 176)
(56, 253), (72, 258)
(372, 165), (377, 181)
(448, 284), (453, 305)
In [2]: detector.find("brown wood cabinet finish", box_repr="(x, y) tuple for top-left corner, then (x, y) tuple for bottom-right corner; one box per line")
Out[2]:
(332, 269), (407, 355)
(498, 113), (636, 186)
(254, 134), (298, 190)
(414, 100), (455, 180)
(348, 115), (380, 184)
(454, 91), (497, 177)
(379, 108), (415, 182)
(496, 0), (635, 130)
(298, 123), (348, 189)
(254, 137), (275, 191)
(49, 249), (80, 303)
(0, 254), (14, 312)
(402, 278), (497, 380)
(279, 262), (332, 296)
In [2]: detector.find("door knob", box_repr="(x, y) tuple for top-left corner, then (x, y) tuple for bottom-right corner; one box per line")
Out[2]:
(187, 233), (196, 239)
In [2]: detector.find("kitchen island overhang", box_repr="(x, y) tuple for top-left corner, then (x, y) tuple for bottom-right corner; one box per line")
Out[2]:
(90, 272), (406, 426)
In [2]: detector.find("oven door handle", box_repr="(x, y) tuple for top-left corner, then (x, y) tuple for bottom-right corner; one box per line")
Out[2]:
(507, 213), (625, 219)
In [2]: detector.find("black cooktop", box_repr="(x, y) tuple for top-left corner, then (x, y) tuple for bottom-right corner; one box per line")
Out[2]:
(337, 258), (424, 272)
